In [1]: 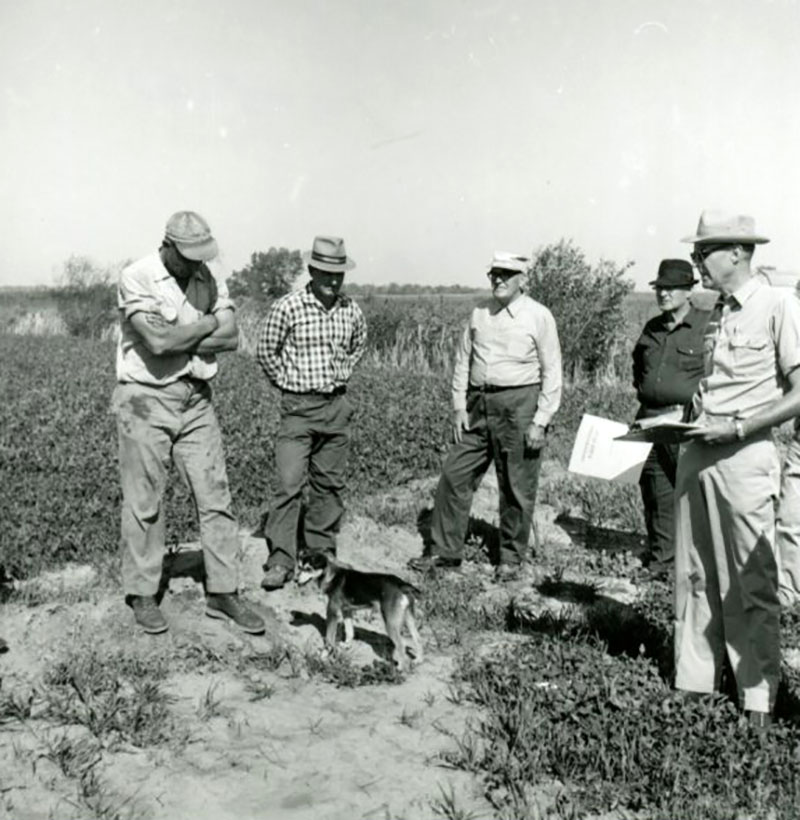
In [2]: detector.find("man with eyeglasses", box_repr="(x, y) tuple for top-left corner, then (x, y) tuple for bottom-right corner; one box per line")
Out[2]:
(409, 251), (562, 580)
(113, 211), (265, 636)
(673, 210), (800, 730)
(632, 260), (709, 580)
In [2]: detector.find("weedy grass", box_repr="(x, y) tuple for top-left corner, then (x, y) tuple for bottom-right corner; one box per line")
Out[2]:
(41, 645), (181, 749)
(450, 581), (800, 819)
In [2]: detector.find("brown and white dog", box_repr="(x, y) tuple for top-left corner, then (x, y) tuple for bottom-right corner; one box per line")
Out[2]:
(315, 557), (424, 671)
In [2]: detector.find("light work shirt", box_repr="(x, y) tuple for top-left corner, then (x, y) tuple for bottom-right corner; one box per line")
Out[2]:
(256, 284), (367, 393)
(116, 251), (234, 385)
(452, 293), (562, 427)
(695, 276), (800, 419)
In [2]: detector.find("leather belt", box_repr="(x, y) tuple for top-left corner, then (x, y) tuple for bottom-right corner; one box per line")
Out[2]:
(283, 385), (347, 398)
(468, 382), (539, 394)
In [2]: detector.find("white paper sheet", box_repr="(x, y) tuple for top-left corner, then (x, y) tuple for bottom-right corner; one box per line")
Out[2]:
(567, 413), (653, 485)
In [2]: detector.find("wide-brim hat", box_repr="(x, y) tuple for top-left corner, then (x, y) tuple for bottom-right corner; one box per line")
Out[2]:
(649, 258), (697, 288)
(681, 210), (770, 245)
(487, 251), (530, 274)
(165, 210), (218, 261)
(303, 235), (356, 272)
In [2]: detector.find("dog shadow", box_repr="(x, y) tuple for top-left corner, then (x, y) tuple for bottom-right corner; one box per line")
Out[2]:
(156, 549), (206, 604)
(289, 610), (395, 661)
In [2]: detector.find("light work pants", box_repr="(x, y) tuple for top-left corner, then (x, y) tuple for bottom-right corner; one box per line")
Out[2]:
(430, 384), (542, 566)
(265, 391), (353, 570)
(113, 379), (239, 597)
(674, 434), (781, 713)
(777, 433), (800, 606)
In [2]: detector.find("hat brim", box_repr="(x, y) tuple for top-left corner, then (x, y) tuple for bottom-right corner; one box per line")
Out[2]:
(174, 237), (219, 261)
(648, 279), (697, 287)
(680, 233), (770, 245)
(303, 251), (356, 272)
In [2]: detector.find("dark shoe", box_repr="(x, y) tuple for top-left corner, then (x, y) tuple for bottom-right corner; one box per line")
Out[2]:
(0, 637), (8, 653)
(206, 592), (266, 634)
(746, 710), (773, 732)
(407, 555), (462, 573)
(129, 595), (169, 634)
(260, 564), (295, 591)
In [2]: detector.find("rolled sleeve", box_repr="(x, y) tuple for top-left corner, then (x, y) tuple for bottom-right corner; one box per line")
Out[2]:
(773, 293), (800, 378)
(118, 267), (158, 320)
(206, 260), (235, 314)
(532, 308), (562, 427)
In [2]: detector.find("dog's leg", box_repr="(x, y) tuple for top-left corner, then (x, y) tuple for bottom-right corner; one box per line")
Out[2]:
(343, 615), (355, 645)
(325, 599), (342, 654)
(382, 598), (408, 671)
(405, 607), (424, 666)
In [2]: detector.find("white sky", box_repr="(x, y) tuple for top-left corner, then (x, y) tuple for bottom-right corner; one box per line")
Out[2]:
(2, 0), (800, 290)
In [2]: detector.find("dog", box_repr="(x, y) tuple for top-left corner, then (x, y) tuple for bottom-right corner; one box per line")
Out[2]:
(316, 557), (423, 671)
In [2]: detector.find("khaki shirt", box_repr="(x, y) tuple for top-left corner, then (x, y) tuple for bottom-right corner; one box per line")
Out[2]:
(695, 276), (800, 419)
(116, 252), (234, 386)
(452, 293), (562, 427)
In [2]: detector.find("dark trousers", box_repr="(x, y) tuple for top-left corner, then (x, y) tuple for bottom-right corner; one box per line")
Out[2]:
(430, 385), (542, 566)
(638, 442), (679, 565)
(266, 392), (352, 569)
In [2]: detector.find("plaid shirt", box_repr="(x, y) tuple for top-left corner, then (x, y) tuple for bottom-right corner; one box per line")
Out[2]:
(257, 284), (367, 392)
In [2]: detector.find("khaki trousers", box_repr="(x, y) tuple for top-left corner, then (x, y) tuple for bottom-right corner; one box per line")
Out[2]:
(113, 380), (239, 597)
(777, 434), (800, 606)
(674, 435), (781, 713)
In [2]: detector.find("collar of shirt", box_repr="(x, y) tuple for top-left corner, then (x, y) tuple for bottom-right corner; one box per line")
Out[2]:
(727, 275), (761, 309)
(301, 282), (352, 311)
(152, 253), (209, 287)
(490, 294), (524, 318)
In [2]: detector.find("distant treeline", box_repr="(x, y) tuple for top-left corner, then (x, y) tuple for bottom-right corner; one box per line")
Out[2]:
(343, 282), (484, 295)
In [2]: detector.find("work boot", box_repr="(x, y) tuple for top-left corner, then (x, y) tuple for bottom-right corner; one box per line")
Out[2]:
(260, 564), (295, 591)
(206, 592), (266, 634)
(129, 595), (169, 634)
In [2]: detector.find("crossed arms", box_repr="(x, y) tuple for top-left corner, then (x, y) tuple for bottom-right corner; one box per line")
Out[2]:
(130, 308), (238, 356)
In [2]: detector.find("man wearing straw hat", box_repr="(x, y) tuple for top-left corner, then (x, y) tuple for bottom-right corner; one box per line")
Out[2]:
(409, 251), (562, 580)
(257, 236), (367, 591)
(675, 210), (800, 729)
(114, 211), (265, 636)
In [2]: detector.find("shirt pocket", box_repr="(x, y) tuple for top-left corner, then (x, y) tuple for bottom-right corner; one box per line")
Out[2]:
(728, 335), (769, 373)
(676, 345), (703, 370)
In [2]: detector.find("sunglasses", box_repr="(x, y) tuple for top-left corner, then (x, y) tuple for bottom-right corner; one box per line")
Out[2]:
(690, 244), (732, 265)
(487, 270), (520, 282)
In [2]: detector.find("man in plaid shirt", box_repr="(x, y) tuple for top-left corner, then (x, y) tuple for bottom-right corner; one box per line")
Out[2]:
(257, 236), (367, 590)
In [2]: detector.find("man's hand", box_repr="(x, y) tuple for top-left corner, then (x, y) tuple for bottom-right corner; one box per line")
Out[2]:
(452, 409), (470, 443)
(525, 423), (547, 451)
(684, 419), (738, 445)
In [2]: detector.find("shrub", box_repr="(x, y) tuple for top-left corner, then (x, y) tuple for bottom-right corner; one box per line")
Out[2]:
(526, 240), (635, 380)
(227, 248), (303, 302)
(52, 255), (118, 339)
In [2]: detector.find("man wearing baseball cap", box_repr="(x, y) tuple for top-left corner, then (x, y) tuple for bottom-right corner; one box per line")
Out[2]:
(408, 251), (562, 580)
(674, 210), (800, 729)
(257, 236), (367, 590)
(632, 259), (709, 580)
(113, 211), (265, 635)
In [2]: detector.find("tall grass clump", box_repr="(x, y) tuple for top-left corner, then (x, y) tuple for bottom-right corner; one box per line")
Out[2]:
(526, 240), (634, 380)
(52, 255), (119, 339)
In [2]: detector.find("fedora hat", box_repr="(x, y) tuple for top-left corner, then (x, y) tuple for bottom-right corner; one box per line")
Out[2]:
(681, 210), (769, 245)
(649, 259), (696, 288)
(303, 236), (356, 273)
(165, 211), (218, 261)
(487, 251), (530, 274)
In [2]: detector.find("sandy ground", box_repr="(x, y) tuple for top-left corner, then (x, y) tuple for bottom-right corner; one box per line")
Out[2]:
(0, 468), (635, 820)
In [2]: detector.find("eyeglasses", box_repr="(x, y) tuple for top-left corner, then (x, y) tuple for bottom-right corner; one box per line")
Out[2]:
(690, 244), (731, 266)
(487, 270), (520, 282)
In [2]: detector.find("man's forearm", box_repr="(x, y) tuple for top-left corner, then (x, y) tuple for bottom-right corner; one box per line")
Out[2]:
(194, 326), (238, 353)
(137, 313), (218, 355)
(741, 385), (800, 437)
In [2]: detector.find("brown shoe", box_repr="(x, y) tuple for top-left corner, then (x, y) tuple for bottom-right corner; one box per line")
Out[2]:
(129, 595), (169, 634)
(206, 592), (266, 634)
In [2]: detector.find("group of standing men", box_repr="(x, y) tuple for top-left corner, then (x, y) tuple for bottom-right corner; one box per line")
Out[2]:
(112, 207), (800, 729)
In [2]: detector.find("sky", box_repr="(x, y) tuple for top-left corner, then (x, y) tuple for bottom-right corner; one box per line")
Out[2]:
(2, 0), (800, 291)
